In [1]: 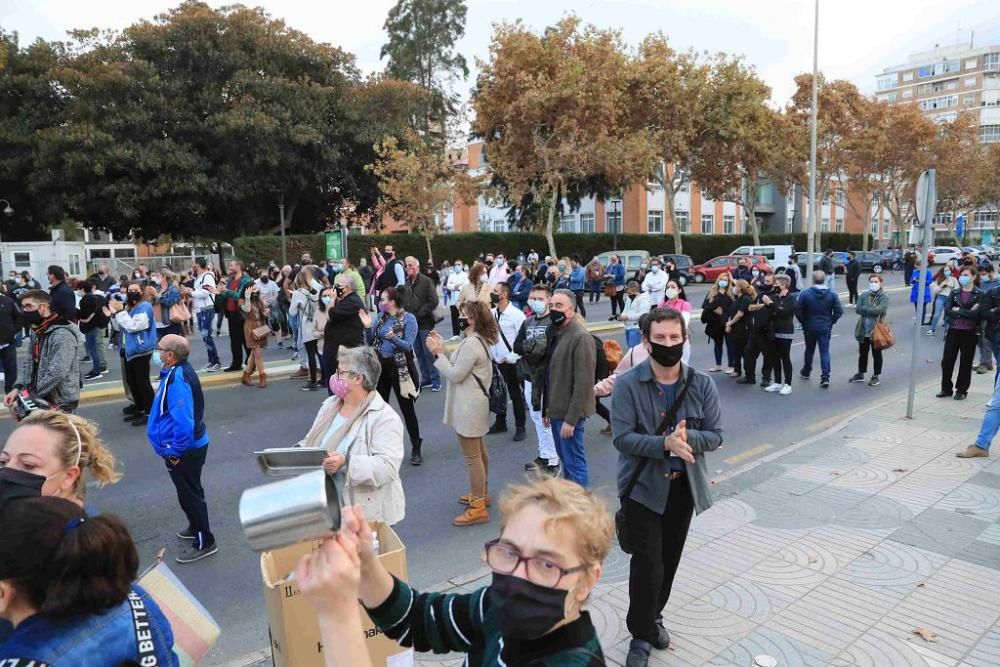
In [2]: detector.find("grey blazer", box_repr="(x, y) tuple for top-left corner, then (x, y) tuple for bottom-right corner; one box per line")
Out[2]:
(611, 361), (723, 515)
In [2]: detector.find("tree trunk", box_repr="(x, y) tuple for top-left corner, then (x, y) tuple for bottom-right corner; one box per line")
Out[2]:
(425, 231), (434, 266)
(745, 201), (760, 246)
(545, 186), (558, 259)
(661, 176), (682, 255)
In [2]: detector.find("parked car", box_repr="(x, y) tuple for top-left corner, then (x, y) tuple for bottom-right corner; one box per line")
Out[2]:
(854, 251), (891, 272)
(597, 250), (650, 274)
(793, 252), (847, 275)
(730, 244), (795, 266)
(659, 254), (693, 285)
(689, 255), (773, 283)
(930, 246), (963, 265)
(962, 246), (992, 262)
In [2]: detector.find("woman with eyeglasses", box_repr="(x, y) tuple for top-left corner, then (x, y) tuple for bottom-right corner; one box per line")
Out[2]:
(297, 478), (613, 667)
(292, 345), (405, 525)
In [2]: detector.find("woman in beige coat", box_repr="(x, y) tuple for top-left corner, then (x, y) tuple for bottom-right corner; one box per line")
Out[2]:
(293, 345), (405, 525)
(426, 300), (498, 526)
(455, 261), (492, 311)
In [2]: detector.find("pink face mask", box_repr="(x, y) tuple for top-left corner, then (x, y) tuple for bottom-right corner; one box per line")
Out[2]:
(378, 302), (391, 314)
(329, 376), (351, 399)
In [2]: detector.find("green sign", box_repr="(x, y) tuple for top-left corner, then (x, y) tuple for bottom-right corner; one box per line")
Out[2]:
(984, 232), (994, 245)
(325, 229), (346, 261)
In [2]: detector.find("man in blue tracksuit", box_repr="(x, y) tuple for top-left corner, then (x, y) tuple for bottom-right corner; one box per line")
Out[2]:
(569, 254), (588, 317)
(147, 333), (218, 563)
(795, 271), (844, 388)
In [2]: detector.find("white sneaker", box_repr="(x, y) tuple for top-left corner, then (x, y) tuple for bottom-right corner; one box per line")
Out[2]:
(764, 383), (782, 392)
(779, 384), (793, 396)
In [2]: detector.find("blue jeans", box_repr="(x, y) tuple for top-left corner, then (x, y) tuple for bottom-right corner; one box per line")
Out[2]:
(0, 344), (16, 392)
(84, 328), (106, 372)
(196, 309), (221, 366)
(551, 418), (588, 486)
(928, 293), (949, 332)
(802, 329), (832, 380)
(414, 328), (440, 388)
(976, 338), (1000, 452)
(625, 328), (642, 349)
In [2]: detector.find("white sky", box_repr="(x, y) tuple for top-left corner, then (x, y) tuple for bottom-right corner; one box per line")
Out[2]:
(4, 0), (1000, 105)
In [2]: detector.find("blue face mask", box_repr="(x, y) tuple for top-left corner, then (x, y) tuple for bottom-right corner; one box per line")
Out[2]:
(718, 280), (729, 289)
(322, 296), (333, 306)
(959, 275), (972, 287)
(528, 299), (546, 315)
(152, 350), (163, 367)
(513, 272), (522, 282)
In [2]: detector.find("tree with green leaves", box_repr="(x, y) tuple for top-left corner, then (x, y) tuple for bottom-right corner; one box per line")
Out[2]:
(381, 0), (469, 148)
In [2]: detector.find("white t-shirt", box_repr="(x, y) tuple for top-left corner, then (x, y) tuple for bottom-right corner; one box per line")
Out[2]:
(256, 278), (280, 306)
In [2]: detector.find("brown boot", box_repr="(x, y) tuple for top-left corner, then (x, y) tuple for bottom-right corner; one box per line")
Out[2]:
(453, 497), (489, 526)
(258, 373), (267, 388)
(458, 492), (491, 507)
(241, 372), (253, 386)
(956, 445), (989, 458)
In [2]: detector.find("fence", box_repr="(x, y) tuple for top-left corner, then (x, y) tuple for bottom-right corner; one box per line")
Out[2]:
(88, 254), (220, 281)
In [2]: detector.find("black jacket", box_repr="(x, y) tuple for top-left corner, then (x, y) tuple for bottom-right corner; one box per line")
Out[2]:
(323, 292), (366, 348)
(701, 292), (732, 338)
(398, 273), (439, 329)
(766, 291), (796, 336)
(981, 286), (1000, 338)
(944, 287), (983, 324)
(49, 280), (77, 321)
(0, 294), (17, 344)
(846, 259), (861, 281)
(749, 291), (774, 335)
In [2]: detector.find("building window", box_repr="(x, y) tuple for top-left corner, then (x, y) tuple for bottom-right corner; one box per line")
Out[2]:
(88, 249), (112, 260)
(113, 248), (136, 259)
(835, 188), (846, 208)
(918, 95), (958, 111)
(723, 215), (735, 235)
(871, 218), (879, 238)
(883, 220), (890, 235)
(964, 95), (976, 106)
(606, 210), (622, 234)
(560, 214), (577, 233)
(876, 73), (897, 91)
(945, 80), (958, 90)
(579, 213), (595, 234)
(981, 125), (1000, 143)
(785, 216), (793, 233)
(966, 58), (979, 70)
(821, 217), (830, 232)
(13, 252), (31, 268)
(701, 214), (714, 235)
(902, 89), (913, 98)
(985, 53), (1000, 72)
(836, 218), (844, 233)
(68, 254), (81, 276)
(965, 76), (977, 87)
(647, 210), (663, 234)
(903, 72), (913, 82)
(672, 210), (689, 234)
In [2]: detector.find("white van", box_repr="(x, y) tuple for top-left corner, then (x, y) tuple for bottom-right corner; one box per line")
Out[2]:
(731, 245), (794, 266)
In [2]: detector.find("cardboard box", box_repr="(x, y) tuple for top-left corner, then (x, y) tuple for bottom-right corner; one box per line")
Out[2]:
(260, 523), (413, 667)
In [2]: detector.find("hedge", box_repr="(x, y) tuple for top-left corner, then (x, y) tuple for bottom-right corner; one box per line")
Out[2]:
(233, 231), (873, 267)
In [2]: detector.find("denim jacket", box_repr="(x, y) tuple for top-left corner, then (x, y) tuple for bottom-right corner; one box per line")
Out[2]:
(0, 585), (178, 667)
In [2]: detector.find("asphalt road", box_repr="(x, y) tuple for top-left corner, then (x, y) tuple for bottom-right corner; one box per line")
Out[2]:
(0, 271), (951, 665)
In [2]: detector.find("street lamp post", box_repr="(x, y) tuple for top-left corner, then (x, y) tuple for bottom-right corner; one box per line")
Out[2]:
(612, 199), (620, 251)
(0, 199), (14, 276)
(805, 0), (819, 281)
(278, 194), (287, 267)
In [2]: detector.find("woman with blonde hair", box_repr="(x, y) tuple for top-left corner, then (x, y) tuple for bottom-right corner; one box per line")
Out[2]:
(152, 268), (183, 339)
(725, 279), (755, 379)
(240, 280), (270, 388)
(0, 410), (121, 507)
(702, 272), (735, 372)
(456, 261), (491, 311)
(290, 268), (322, 391)
(426, 300), (498, 526)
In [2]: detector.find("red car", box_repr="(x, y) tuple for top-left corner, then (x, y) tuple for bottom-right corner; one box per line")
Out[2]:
(690, 255), (773, 283)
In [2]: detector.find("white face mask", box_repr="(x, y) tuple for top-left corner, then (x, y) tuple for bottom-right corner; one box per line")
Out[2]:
(869, 282), (881, 292)
(665, 288), (679, 300)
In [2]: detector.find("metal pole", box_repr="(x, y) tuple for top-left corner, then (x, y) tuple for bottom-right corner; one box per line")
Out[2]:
(907, 169), (934, 419)
(613, 200), (619, 251)
(278, 196), (287, 267)
(805, 0), (819, 281)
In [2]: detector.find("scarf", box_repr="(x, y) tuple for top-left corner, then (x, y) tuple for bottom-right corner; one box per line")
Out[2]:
(298, 390), (379, 456)
(375, 311), (415, 387)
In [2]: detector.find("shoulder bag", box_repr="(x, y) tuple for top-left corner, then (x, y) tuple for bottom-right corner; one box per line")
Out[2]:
(870, 294), (894, 351)
(616, 366), (695, 554)
(471, 337), (508, 414)
(169, 301), (191, 324)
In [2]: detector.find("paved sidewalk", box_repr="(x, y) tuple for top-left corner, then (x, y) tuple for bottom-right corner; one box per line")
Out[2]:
(405, 376), (1000, 667)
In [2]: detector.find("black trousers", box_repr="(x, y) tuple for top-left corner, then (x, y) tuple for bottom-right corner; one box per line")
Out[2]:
(625, 474), (695, 643)
(859, 337), (883, 375)
(847, 277), (859, 304)
(768, 338), (793, 385)
(1, 344), (17, 393)
(941, 328), (979, 394)
(321, 343), (340, 394)
(225, 310), (248, 368)
(166, 445), (215, 549)
(729, 333), (747, 375)
(376, 356), (422, 449)
(573, 290), (587, 317)
(450, 304), (462, 337)
(610, 289), (625, 316)
(123, 353), (154, 415)
(743, 332), (771, 381)
(595, 397), (611, 424)
(495, 362), (526, 429)
(303, 339), (320, 383)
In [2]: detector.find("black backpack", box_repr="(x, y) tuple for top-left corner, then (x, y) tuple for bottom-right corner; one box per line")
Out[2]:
(593, 335), (610, 382)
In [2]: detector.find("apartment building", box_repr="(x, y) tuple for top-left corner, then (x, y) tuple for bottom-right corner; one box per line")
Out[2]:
(874, 37), (1000, 241)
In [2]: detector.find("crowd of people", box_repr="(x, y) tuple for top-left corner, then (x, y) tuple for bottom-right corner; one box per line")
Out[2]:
(0, 242), (997, 666)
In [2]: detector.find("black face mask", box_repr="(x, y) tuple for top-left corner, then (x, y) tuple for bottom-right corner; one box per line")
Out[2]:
(126, 292), (141, 305)
(549, 310), (567, 327)
(488, 572), (570, 641)
(21, 311), (43, 328)
(261, 276), (269, 283)
(0, 467), (45, 507)
(457, 316), (470, 330)
(649, 340), (684, 367)
(334, 285), (345, 297)
(490, 293), (500, 306)
(760, 285), (773, 293)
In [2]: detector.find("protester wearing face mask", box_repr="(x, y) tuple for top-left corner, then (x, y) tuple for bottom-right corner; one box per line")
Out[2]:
(398, 256), (441, 393)
(620, 280), (651, 349)
(761, 274), (797, 396)
(45, 265), (77, 321)
(975, 263), (999, 374)
(510, 265), (534, 311)
(289, 268), (323, 389)
(293, 345), (405, 524)
(297, 479), (614, 666)
(0, 497), (179, 666)
(850, 274), (889, 387)
(733, 258), (753, 283)
(107, 283), (156, 424)
(659, 281), (692, 365)
(4, 290), (85, 415)
(725, 280), (754, 379)
(610, 307), (723, 666)
(784, 256), (801, 292)
(641, 260), (668, 307)
(485, 253), (511, 287)
(445, 259), (469, 337)
(513, 285), (562, 476)
(795, 271), (843, 388)
(938, 267), (982, 402)
(320, 274), (366, 389)
(146, 334), (217, 564)
(702, 273), (734, 372)
(239, 282), (269, 388)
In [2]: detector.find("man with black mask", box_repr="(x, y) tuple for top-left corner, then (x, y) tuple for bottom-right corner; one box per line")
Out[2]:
(610, 307), (723, 666)
(3, 290), (84, 413)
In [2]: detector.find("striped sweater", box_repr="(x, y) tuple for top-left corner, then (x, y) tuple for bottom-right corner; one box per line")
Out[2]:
(366, 577), (605, 666)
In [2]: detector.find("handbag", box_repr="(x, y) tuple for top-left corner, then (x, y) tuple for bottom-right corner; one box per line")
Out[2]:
(603, 282), (617, 298)
(251, 324), (271, 341)
(615, 367), (694, 555)
(872, 319), (895, 351)
(169, 302), (191, 324)
(471, 337), (508, 414)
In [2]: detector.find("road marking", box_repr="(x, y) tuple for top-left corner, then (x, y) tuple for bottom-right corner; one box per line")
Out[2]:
(723, 443), (774, 465)
(805, 408), (856, 433)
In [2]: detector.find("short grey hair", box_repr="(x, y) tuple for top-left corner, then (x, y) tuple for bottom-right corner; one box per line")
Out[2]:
(336, 346), (381, 391)
(812, 270), (826, 285)
(552, 288), (578, 311)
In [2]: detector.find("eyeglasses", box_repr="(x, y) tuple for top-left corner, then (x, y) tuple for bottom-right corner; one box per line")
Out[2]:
(483, 539), (586, 588)
(335, 370), (357, 379)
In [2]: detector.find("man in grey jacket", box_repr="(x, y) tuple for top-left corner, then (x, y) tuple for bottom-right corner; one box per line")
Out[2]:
(400, 256), (441, 392)
(611, 307), (723, 667)
(3, 290), (84, 413)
